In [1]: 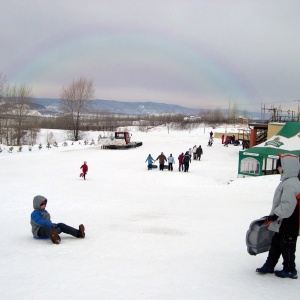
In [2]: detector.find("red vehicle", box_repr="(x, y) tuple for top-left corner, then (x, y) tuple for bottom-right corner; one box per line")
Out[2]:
(101, 132), (142, 149)
(114, 132), (131, 144)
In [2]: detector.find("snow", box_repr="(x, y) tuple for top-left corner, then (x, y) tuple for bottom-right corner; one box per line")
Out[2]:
(0, 125), (299, 300)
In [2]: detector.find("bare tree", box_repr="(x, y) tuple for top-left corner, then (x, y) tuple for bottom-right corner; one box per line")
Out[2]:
(60, 76), (95, 141)
(229, 103), (239, 124)
(211, 107), (224, 123)
(0, 73), (7, 143)
(0, 73), (7, 98)
(5, 84), (33, 145)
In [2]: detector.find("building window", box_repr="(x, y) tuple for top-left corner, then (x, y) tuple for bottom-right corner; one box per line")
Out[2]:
(241, 157), (260, 174)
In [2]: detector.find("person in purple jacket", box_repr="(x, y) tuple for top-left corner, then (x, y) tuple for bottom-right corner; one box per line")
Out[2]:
(30, 195), (85, 244)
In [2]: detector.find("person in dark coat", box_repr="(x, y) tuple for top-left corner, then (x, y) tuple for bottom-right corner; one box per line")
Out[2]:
(256, 154), (300, 278)
(221, 134), (224, 144)
(242, 140), (247, 150)
(196, 145), (203, 160)
(155, 152), (167, 171)
(178, 152), (184, 172)
(183, 151), (191, 172)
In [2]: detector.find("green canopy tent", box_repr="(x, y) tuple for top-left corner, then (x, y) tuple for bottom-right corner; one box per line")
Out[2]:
(238, 122), (300, 177)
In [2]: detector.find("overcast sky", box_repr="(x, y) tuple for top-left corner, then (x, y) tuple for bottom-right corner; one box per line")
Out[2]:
(1, 0), (300, 112)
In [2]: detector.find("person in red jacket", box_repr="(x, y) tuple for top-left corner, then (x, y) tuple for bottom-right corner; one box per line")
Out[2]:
(80, 161), (88, 180)
(178, 152), (184, 172)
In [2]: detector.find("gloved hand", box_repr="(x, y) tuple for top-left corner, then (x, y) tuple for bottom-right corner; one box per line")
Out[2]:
(264, 215), (278, 226)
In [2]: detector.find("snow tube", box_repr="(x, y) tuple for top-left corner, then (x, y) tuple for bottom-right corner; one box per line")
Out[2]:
(246, 218), (275, 256)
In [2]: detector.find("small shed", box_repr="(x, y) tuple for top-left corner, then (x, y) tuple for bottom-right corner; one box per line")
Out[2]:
(238, 122), (300, 177)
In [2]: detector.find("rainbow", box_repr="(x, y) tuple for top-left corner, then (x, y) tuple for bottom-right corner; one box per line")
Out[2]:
(4, 23), (260, 108)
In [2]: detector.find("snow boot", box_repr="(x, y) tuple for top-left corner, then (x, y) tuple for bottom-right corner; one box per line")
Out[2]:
(51, 228), (61, 244)
(274, 270), (298, 279)
(77, 224), (85, 238)
(256, 263), (274, 274)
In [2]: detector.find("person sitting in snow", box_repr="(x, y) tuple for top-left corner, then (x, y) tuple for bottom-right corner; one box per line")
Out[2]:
(30, 195), (85, 244)
(80, 161), (88, 180)
(256, 154), (300, 278)
(145, 154), (154, 170)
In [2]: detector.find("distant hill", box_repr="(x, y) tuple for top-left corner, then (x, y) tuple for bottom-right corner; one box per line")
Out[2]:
(32, 98), (202, 115)
(31, 98), (263, 118)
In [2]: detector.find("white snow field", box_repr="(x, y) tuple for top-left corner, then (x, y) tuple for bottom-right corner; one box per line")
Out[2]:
(0, 126), (299, 300)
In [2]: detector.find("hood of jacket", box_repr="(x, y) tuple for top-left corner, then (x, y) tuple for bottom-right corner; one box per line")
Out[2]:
(33, 195), (47, 209)
(280, 154), (300, 181)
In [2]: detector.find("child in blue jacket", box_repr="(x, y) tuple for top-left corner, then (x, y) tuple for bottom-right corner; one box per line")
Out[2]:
(145, 154), (154, 170)
(30, 195), (85, 244)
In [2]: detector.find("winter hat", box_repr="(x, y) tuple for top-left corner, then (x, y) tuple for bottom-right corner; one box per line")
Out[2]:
(278, 153), (300, 181)
(33, 195), (47, 209)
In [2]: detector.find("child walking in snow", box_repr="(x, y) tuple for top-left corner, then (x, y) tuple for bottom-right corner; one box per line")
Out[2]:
(80, 161), (88, 180)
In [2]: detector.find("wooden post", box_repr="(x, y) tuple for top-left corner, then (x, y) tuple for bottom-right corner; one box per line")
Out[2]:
(249, 128), (257, 148)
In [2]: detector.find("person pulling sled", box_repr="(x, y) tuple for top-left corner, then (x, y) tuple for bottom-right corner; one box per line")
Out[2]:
(255, 154), (300, 279)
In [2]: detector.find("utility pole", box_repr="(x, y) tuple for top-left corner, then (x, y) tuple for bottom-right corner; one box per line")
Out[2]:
(298, 100), (300, 122)
(228, 98), (231, 122)
(261, 105), (278, 122)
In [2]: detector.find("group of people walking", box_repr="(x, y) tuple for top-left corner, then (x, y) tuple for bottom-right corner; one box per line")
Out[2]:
(192, 145), (203, 160)
(145, 145), (203, 173)
(177, 151), (191, 172)
(146, 152), (175, 171)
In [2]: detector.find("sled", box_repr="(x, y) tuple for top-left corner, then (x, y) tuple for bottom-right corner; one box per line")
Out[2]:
(80, 173), (83, 177)
(246, 218), (275, 256)
(147, 164), (157, 169)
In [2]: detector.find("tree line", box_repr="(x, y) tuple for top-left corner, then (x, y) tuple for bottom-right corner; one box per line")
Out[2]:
(0, 72), (243, 146)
